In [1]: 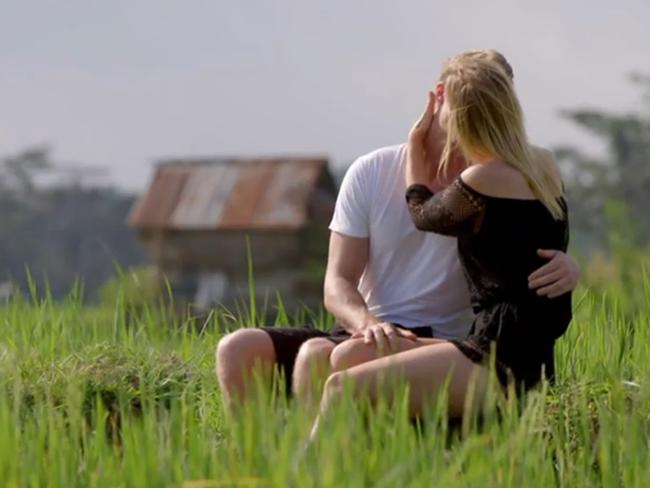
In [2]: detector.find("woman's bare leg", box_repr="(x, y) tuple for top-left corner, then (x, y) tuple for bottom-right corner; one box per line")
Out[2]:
(294, 337), (444, 412)
(310, 342), (489, 440)
(329, 337), (447, 372)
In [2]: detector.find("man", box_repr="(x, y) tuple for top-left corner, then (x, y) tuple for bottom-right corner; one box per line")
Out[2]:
(215, 50), (580, 408)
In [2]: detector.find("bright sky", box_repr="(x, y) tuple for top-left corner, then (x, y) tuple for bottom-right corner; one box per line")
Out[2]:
(1, 0), (648, 190)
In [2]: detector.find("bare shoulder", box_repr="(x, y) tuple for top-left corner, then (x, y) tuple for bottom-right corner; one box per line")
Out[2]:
(460, 161), (534, 199)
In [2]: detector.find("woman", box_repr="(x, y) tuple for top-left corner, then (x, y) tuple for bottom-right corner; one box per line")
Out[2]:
(309, 56), (573, 435)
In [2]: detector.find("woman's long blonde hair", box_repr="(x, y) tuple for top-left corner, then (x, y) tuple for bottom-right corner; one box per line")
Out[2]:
(438, 55), (565, 219)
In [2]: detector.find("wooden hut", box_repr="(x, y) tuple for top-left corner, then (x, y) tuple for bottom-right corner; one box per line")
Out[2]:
(128, 157), (336, 313)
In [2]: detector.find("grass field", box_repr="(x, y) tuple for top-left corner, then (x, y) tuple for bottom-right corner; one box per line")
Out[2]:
(1, 272), (649, 488)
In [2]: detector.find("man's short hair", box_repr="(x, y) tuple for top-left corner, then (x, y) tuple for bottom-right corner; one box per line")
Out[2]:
(440, 49), (514, 81)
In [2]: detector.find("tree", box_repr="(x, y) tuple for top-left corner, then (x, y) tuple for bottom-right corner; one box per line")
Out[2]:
(556, 75), (650, 249)
(0, 146), (145, 300)
(0, 145), (51, 195)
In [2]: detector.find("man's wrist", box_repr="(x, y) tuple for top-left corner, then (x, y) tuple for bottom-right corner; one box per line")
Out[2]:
(359, 316), (385, 331)
(346, 316), (377, 334)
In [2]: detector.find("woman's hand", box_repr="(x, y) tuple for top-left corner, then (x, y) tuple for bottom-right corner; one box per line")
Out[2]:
(405, 91), (437, 188)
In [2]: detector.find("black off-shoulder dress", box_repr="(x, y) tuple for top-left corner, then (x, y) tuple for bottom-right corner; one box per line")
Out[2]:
(406, 177), (573, 392)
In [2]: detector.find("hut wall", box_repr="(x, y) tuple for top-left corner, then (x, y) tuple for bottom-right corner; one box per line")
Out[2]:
(138, 230), (303, 273)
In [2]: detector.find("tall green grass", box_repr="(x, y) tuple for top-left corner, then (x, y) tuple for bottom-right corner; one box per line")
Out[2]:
(0, 275), (649, 487)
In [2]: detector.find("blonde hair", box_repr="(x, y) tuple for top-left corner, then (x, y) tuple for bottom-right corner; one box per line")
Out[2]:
(438, 56), (565, 219)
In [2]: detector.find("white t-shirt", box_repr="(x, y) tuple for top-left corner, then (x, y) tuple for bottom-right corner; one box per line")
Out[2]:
(329, 144), (473, 339)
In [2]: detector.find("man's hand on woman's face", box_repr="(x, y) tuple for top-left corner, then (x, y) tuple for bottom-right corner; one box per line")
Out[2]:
(407, 91), (437, 171)
(528, 249), (581, 298)
(406, 91), (457, 190)
(351, 322), (417, 354)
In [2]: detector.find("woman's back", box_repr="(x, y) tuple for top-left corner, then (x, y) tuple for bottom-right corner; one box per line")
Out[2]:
(454, 176), (572, 332)
(457, 160), (569, 304)
(406, 162), (572, 389)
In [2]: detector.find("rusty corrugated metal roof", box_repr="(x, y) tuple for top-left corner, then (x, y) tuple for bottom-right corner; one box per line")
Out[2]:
(128, 157), (330, 231)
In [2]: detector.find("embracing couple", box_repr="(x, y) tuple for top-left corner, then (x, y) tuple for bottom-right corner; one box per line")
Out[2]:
(216, 49), (579, 427)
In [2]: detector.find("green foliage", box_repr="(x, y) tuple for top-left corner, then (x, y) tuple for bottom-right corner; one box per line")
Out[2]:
(15, 342), (197, 443)
(97, 265), (163, 321)
(301, 224), (330, 289)
(0, 263), (649, 487)
(578, 201), (650, 317)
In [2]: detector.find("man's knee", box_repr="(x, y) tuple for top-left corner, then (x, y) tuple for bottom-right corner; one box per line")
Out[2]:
(291, 337), (334, 401)
(295, 338), (334, 372)
(215, 328), (275, 382)
(330, 338), (373, 372)
(293, 338), (334, 391)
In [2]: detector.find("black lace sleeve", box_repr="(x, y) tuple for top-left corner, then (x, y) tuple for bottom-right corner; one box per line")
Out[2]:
(405, 178), (487, 236)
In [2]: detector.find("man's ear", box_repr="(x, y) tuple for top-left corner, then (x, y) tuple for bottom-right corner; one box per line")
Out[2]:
(435, 82), (445, 101)
(433, 81), (445, 113)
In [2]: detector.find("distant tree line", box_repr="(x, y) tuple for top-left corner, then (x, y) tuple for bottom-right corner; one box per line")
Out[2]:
(0, 147), (145, 300)
(557, 74), (650, 251)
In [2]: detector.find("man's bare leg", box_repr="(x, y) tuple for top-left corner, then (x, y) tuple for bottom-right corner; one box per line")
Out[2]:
(292, 338), (336, 408)
(215, 328), (276, 412)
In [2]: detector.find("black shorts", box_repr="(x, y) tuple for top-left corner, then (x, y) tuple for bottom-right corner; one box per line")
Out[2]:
(260, 324), (435, 394)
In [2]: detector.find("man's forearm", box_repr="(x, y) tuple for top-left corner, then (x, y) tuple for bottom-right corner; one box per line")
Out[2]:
(324, 276), (379, 334)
